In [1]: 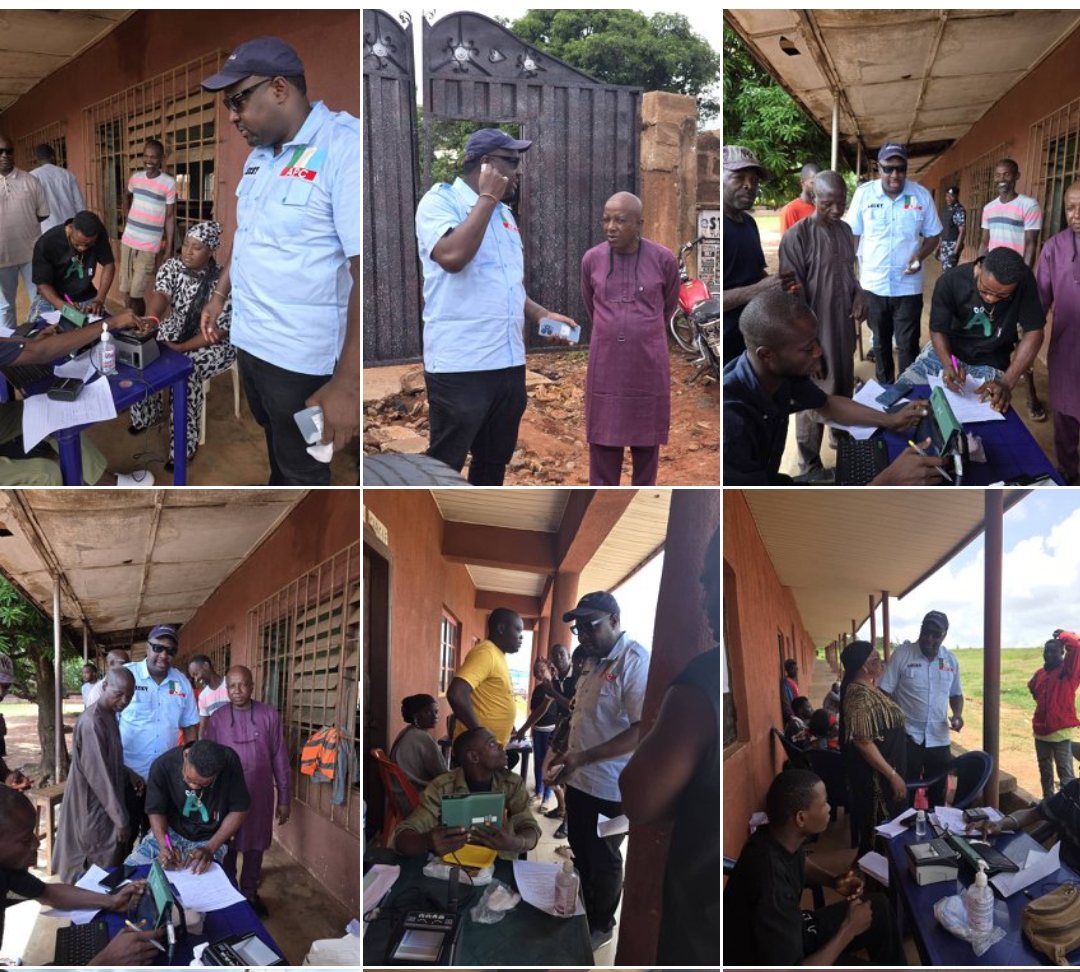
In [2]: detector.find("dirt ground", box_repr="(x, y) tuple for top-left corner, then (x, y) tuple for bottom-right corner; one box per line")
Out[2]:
(364, 347), (720, 485)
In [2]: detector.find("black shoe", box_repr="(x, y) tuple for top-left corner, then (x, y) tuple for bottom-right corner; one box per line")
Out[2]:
(247, 895), (269, 918)
(553, 822), (567, 839)
(544, 807), (565, 819)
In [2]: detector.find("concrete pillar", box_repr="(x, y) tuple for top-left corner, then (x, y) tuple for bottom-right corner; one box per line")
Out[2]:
(640, 90), (698, 258)
(534, 613), (550, 659)
(549, 570), (580, 652)
(831, 94), (839, 170)
(869, 595), (877, 649)
(617, 486), (720, 965)
(53, 575), (62, 782)
(984, 493), (1004, 808)
(882, 591), (891, 661)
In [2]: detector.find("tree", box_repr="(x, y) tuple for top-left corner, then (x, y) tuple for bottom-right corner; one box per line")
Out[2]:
(510, 10), (721, 122)
(0, 576), (75, 782)
(723, 23), (834, 207)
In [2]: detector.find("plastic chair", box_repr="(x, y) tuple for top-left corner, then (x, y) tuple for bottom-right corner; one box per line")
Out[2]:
(806, 747), (859, 847)
(199, 360), (241, 446)
(368, 747), (420, 848)
(771, 726), (811, 770)
(905, 750), (994, 810)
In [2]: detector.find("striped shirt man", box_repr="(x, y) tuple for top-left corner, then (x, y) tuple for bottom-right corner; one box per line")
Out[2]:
(981, 193), (1042, 256)
(121, 169), (177, 250)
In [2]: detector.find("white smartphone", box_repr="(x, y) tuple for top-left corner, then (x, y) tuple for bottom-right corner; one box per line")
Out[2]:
(481, 162), (491, 174)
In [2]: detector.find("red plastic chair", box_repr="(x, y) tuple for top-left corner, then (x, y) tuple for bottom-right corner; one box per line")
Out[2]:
(369, 747), (421, 848)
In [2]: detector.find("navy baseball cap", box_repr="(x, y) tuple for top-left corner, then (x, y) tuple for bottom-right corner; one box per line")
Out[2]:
(922, 610), (949, 632)
(463, 128), (533, 162)
(201, 37), (305, 91)
(877, 142), (908, 163)
(147, 624), (179, 643)
(562, 591), (620, 623)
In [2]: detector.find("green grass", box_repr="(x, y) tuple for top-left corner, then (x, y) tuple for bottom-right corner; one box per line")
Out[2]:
(953, 647), (1042, 717)
(753, 213), (780, 235)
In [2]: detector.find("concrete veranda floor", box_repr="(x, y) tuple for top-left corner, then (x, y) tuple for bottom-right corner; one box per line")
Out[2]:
(7, 287), (358, 485)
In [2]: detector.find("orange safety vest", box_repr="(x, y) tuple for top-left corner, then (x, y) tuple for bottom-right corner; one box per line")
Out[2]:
(300, 726), (342, 779)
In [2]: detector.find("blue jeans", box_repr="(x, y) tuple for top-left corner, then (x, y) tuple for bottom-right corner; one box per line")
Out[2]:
(124, 828), (229, 867)
(898, 343), (1004, 386)
(532, 727), (554, 800)
(0, 262), (37, 330)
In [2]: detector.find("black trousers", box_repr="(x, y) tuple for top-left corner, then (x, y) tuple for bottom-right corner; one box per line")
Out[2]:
(803, 892), (907, 964)
(905, 736), (952, 808)
(236, 349), (333, 486)
(425, 365), (526, 486)
(865, 293), (923, 384)
(123, 778), (149, 855)
(566, 785), (626, 932)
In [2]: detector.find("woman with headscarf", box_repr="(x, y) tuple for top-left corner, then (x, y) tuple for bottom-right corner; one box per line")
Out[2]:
(129, 221), (236, 471)
(840, 640), (908, 853)
(388, 694), (445, 812)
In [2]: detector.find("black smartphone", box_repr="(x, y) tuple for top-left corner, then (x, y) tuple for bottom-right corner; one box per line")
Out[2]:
(46, 377), (84, 401)
(963, 808), (989, 824)
(876, 378), (915, 408)
(98, 864), (134, 892)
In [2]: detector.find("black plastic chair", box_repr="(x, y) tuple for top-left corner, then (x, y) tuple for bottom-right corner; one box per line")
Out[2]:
(771, 726), (811, 770)
(806, 747), (859, 847)
(905, 750), (994, 809)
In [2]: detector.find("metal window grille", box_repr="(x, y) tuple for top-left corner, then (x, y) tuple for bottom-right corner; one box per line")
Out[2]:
(1028, 99), (1080, 244)
(249, 541), (361, 835)
(16, 122), (67, 171)
(184, 626), (232, 677)
(961, 141), (1012, 244)
(439, 609), (459, 695)
(82, 51), (222, 245)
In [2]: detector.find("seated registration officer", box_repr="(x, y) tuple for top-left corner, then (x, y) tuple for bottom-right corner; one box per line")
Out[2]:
(899, 246), (1045, 414)
(723, 288), (940, 485)
(126, 739), (250, 874)
(29, 210), (115, 319)
(724, 769), (906, 966)
(391, 727), (541, 859)
(0, 787), (164, 965)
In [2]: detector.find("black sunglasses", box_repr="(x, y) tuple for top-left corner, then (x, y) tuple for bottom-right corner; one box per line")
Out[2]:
(0, 148), (14, 156)
(880, 164), (907, 175)
(223, 78), (273, 113)
(486, 154), (522, 169)
(148, 641), (178, 657)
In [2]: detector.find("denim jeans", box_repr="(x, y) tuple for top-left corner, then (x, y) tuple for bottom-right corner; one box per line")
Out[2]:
(0, 262), (37, 330)
(898, 343), (1004, 387)
(1035, 737), (1075, 800)
(124, 828), (228, 867)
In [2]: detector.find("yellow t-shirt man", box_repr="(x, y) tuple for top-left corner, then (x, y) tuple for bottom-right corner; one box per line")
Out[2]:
(452, 639), (516, 746)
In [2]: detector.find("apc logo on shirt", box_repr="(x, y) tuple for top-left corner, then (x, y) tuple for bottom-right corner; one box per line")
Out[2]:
(280, 146), (325, 182)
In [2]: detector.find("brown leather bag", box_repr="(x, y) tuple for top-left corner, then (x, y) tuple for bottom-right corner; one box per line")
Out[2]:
(1023, 883), (1080, 965)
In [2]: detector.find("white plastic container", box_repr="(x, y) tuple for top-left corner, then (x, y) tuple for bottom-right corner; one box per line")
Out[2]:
(966, 860), (994, 933)
(553, 859), (579, 916)
(915, 809), (927, 837)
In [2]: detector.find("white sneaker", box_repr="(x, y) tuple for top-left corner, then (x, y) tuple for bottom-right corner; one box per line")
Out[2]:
(116, 470), (155, 487)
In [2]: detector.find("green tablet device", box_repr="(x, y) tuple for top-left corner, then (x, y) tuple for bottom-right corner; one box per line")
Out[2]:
(440, 792), (504, 829)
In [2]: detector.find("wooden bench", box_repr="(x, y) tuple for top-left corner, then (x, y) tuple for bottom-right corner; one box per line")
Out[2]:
(31, 782), (66, 876)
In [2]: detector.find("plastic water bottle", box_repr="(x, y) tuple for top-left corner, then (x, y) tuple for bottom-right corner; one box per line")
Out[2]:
(100, 323), (117, 375)
(966, 860), (994, 933)
(915, 809), (927, 837)
(554, 859), (579, 916)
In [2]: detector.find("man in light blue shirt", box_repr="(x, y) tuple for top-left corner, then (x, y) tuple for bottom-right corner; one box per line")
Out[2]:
(877, 609), (963, 807)
(846, 143), (943, 385)
(200, 38), (359, 486)
(415, 128), (577, 486)
(118, 625), (199, 840)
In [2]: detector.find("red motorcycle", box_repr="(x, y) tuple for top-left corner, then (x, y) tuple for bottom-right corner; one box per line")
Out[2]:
(670, 236), (721, 382)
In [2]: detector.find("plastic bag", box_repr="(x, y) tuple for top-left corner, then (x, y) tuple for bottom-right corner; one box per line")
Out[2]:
(934, 893), (1006, 957)
(422, 858), (495, 885)
(469, 879), (521, 924)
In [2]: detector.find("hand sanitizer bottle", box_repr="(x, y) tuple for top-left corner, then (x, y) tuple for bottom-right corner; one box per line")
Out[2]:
(100, 323), (117, 376)
(554, 859), (579, 916)
(966, 860), (994, 933)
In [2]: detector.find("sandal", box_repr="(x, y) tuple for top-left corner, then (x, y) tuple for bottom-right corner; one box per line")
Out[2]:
(1027, 400), (1047, 422)
(544, 807), (565, 819)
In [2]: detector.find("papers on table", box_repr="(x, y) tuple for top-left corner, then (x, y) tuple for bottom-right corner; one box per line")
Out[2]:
(39, 309), (104, 326)
(931, 805), (1006, 835)
(991, 841), (1061, 898)
(165, 862), (246, 912)
(40, 864), (124, 924)
(875, 807), (916, 838)
(823, 379), (906, 441)
(363, 863), (400, 938)
(511, 859), (586, 917)
(597, 812), (630, 838)
(54, 350), (97, 382)
(857, 850), (890, 887)
(928, 374), (1006, 423)
(21, 374), (117, 451)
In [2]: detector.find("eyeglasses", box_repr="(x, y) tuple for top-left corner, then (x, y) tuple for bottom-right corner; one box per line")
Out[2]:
(570, 616), (607, 636)
(148, 641), (178, 657)
(223, 78), (273, 113)
(486, 154), (522, 169)
(880, 164), (907, 175)
(0, 148), (14, 156)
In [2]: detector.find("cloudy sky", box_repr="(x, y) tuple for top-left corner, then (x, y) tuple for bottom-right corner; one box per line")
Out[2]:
(857, 492), (1080, 650)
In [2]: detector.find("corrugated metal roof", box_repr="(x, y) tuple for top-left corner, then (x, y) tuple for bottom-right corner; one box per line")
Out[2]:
(724, 10), (1080, 178)
(741, 488), (1029, 644)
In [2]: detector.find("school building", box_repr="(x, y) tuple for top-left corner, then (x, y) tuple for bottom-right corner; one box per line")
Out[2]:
(722, 489), (1031, 861)
(0, 489), (360, 950)
(363, 486), (719, 964)
(0, 9), (360, 275)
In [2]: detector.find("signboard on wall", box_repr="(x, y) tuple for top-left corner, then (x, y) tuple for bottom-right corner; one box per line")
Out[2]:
(697, 209), (721, 291)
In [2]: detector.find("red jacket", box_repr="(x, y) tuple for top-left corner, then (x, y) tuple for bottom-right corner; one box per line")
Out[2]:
(1030, 631), (1080, 736)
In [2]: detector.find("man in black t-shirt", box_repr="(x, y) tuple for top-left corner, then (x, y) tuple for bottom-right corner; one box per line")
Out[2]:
(30, 210), (115, 319)
(723, 769), (907, 966)
(899, 246), (1045, 414)
(125, 739), (250, 875)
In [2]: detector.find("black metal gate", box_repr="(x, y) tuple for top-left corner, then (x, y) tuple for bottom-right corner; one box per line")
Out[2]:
(423, 12), (641, 352)
(363, 10), (423, 364)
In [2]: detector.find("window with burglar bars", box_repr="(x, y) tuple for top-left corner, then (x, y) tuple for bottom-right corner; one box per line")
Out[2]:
(439, 609), (460, 696)
(82, 51), (222, 245)
(1028, 99), (1080, 244)
(250, 542), (361, 835)
(185, 626), (232, 677)
(960, 141), (1012, 240)
(16, 122), (67, 172)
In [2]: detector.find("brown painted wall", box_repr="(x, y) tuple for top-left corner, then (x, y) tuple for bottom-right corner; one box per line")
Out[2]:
(178, 489), (361, 912)
(0, 10), (359, 282)
(722, 491), (816, 862)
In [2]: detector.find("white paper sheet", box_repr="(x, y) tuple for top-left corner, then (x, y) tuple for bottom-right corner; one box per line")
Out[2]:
(823, 379), (908, 441)
(596, 812), (630, 838)
(0, 325), (14, 338)
(875, 807), (917, 839)
(21, 375), (117, 451)
(928, 373), (1006, 423)
(362, 863), (400, 938)
(40, 309), (62, 325)
(511, 859), (586, 917)
(164, 862), (246, 912)
(40, 864), (126, 924)
(54, 350), (97, 382)
(932, 805), (1006, 835)
(857, 850), (890, 887)
(991, 841), (1061, 897)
